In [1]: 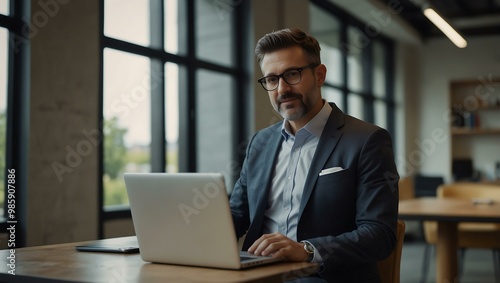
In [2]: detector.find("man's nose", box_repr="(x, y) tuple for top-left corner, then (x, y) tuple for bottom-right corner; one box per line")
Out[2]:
(277, 77), (292, 94)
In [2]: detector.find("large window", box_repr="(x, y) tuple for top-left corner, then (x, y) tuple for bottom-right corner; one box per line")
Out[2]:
(101, 0), (248, 216)
(309, 1), (395, 135)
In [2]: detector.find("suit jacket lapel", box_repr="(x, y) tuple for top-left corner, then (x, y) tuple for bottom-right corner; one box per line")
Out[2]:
(251, 126), (283, 225)
(298, 103), (345, 214)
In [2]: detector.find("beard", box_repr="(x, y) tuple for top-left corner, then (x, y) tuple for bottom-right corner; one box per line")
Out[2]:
(274, 92), (307, 121)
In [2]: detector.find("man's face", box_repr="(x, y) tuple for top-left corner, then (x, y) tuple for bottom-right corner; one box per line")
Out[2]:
(260, 46), (325, 124)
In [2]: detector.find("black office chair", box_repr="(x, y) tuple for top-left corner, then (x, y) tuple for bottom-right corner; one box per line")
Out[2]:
(452, 158), (479, 182)
(413, 174), (444, 198)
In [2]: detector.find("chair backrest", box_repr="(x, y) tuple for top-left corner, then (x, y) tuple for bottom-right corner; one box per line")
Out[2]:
(377, 219), (406, 283)
(398, 177), (415, 200)
(437, 183), (500, 200)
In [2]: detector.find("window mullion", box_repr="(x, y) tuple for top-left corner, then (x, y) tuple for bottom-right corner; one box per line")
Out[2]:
(150, 0), (165, 172)
(363, 40), (374, 123)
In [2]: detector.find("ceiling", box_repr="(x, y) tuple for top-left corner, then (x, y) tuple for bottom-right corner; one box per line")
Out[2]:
(376, 0), (500, 39)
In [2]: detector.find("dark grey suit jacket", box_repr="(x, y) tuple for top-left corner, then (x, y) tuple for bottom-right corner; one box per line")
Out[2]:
(230, 103), (399, 282)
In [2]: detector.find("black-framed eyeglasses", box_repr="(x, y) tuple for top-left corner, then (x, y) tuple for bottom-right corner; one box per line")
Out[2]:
(257, 63), (319, 91)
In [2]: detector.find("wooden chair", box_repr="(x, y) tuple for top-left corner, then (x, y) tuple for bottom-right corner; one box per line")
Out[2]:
(398, 176), (415, 201)
(377, 220), (406, 283)
(421, 183), (500, 283)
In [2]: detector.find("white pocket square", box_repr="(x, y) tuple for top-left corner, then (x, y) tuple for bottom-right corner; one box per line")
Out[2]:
(319, 167), (344, 176)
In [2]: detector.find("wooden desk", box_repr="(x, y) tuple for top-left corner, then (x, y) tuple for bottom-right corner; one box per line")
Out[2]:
(0, 236), (318, 283)
(399, 197), (500, 283)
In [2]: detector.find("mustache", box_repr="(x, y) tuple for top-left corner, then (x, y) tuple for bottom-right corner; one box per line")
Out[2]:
(277, 93), (302, 104)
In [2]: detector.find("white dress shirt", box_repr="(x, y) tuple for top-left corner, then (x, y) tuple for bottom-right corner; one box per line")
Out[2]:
(262, 101), (332, 243)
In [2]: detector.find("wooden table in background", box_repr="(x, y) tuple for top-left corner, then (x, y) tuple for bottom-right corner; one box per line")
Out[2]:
(399, 197), (500, 283)
(0, 236), (318, 283)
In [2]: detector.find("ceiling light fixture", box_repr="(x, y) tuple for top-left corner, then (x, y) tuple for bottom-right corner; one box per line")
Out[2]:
(422, 6), (467, 48)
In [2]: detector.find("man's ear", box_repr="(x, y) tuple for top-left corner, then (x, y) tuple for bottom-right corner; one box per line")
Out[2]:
(315, 64), (327, 86)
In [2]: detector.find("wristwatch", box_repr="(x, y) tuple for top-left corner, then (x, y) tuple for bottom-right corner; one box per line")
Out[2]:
(301, 241), (314, 262)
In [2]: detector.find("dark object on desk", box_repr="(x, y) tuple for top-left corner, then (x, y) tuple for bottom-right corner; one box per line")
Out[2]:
(75, 245), (139, 253)
(414, 174), (444, 197)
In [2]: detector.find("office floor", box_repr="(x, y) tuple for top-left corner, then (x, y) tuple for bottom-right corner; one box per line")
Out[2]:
(401, 239), (498, 283)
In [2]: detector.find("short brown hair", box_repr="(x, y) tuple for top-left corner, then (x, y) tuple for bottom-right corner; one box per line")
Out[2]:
(254, 28), (321, 66)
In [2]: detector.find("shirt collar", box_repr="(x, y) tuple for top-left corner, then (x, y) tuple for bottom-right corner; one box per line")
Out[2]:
(281, 100), (332, 140)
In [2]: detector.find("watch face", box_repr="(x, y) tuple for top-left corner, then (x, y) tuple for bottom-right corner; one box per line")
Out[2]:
(303, 242), (314, 253)
(302, 242), (314, 262)
(306, 245), (314, 253)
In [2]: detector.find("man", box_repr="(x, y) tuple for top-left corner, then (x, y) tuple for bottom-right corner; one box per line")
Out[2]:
(230, 28), (399, 282)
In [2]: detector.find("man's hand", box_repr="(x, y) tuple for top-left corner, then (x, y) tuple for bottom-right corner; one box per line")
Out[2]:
(247, 232), (309, 261)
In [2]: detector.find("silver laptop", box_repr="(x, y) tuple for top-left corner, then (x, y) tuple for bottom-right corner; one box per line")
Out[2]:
(124, 172), (281, 269)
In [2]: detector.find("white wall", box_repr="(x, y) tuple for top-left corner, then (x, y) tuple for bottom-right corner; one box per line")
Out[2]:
(394, 42), (422, 178)
(416, 35), (500, 182)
